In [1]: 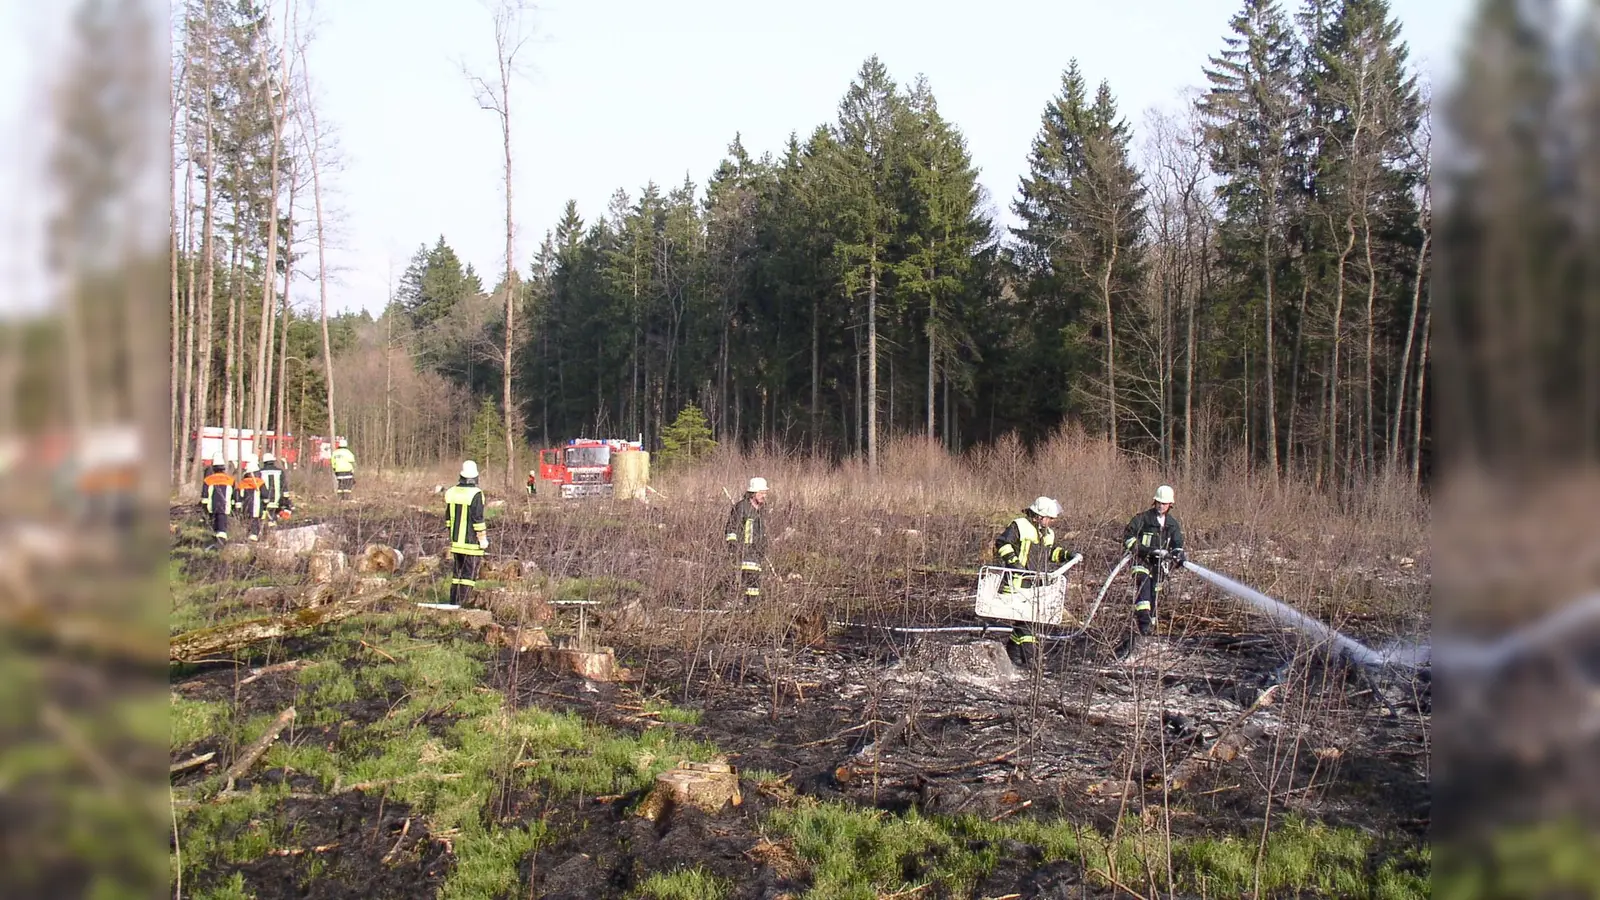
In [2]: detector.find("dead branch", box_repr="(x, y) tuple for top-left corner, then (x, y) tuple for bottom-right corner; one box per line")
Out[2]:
(1165, 684), (1281, 792)
(223, 706), (296, 790)
(238, 659), (308, 685)
(170, 751), (216, 775)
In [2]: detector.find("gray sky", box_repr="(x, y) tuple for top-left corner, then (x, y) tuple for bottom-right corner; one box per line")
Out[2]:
(0, 0), (1473, 317)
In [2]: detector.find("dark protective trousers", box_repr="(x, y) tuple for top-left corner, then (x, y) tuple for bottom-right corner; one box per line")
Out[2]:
(451, 552), (481, 606)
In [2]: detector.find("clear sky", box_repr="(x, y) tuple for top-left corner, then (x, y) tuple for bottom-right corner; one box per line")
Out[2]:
(0, 0), (1475, 318)
(303, 0), (1471, 316)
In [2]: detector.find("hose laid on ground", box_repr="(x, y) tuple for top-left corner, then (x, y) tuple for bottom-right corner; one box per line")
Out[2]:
(831, 553), (1130, 641)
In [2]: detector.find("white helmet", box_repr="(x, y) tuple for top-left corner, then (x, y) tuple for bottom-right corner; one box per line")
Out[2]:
(243, 456), (259, 471)
(1028, 496), (1061, 518)
(746, 477), (769, 494)
(262, 452), (276, 463)
(1154, 485), (1176, 505)
(460, 460), (480, 479)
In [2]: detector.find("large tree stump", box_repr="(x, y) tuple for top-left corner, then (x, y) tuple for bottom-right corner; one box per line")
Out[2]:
(531, 645), (631, 681)
(355, 544), (403, 575)
(483, 588), (551, 624)
(413, 605), (495, 630)
(485, 624), (550, 651)
(219, 543), (254, 565)
(271, 523), (336, 553)
(634, 760), (741, 821)
(408, 555), (442, 576)
(480, 559), (523, 581)
(308, 550), (348, 584)
(255, 547), (303, 572)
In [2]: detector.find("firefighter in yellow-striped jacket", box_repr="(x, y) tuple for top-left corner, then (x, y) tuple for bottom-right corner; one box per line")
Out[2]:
(994, 497), (1073, 666)
(1122, 484), (1185, 635)
(200, 460), (235, 546)
(444, 460), (489, 607)
(725, 477), (769, 599)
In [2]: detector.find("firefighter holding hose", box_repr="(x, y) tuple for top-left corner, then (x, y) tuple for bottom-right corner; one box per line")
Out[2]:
(1122, 484), (1186, 635)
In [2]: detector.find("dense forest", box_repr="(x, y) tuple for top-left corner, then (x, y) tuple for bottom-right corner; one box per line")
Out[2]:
(174, 0), (1586, 494)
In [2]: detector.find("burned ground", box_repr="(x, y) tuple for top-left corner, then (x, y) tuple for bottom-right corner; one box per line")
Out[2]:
(170, 497), (1433, 899)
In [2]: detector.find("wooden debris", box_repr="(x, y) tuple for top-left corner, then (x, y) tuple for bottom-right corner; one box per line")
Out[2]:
(254, 547), (302, 571)
(170, 751), (216, 774)
(223, 706), (295, 790)
(485, 623), (550, 651)
(635, 760), (742, 821)
(1165, 684), (1280, 792)
(170, 595), (389, 661)
(355, 543), (403, 575)
(308, 550), (348, 584)
(531, 645), (632, 681)
(270, 523), (336, 554)
(218, 543), (254, 565)
(407, 555), (442, 575)
(479, 558), (523, 581)
(355, 576), (389, 595)
(414, 605), (494, 630)
(238, 659), (308, 685)
(242, 586), (292, 608)
(483, 588), (551, 623)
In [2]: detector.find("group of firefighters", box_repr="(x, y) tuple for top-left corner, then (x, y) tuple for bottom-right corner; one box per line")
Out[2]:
(213, 446), (1184, 649)
(198, 453), (294, 544)
(197, 439), (358, 545)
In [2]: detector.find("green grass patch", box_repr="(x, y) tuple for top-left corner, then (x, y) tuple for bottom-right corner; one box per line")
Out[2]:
(172, 698), (232, 750)
(1435, 820), (1598, 899)
(552, 575), (646, 603)
(765, 805), (1428, 900)
(632, 865), (733, 900)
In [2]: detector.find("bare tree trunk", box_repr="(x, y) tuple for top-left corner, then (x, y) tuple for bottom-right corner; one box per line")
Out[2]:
(811, 294), (820, 455)
(1261, 222), (1279, 480)
(1101, 244), (1120, 449)
(251, 3), (291, 436)
(275, 163), (296, 436)
(468, 0), (532, 489)
(196, 58), (216, 463)
(1362, 213), (1379, 477)
(179, 152), (198, 480)
(926, 311), (936, 443)
(1392, 217), (1429, 468)
(170, 64), (186, 480)
(221, 195), (241, 465)
(1286, 275), (1309, 474)
(1410, 304), (1429, 485)
(1327, 218), (1356, 488)
(867, 238), (878, 471)
(296, 55), (336, 474)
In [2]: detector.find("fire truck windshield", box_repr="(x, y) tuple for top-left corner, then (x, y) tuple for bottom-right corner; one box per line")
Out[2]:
(565, 446), (610, 467)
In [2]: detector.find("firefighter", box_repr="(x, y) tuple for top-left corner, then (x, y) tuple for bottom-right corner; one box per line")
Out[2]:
(526, 469), (537, 495)
(725, 477), (769, 599)
(994, 496), (1075, 666)
(236, 458), (266, 542)
(260, 451), (289, 527)
(331, 439), (356, 500)
(1122, 484), (1185, 635)
(200, 460), (235, 545)
(444, 460), (489, 607)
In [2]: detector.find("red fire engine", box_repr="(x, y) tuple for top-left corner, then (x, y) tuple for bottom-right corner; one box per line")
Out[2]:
(534, 437), (642, 499)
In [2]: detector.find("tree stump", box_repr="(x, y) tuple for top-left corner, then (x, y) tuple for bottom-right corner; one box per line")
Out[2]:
(308, 550), (348, 584)
(531, 645), (631, 681)
(483, 588), (551, 623)
(271, 523), (336, 553)
(480, 559), (523, 581)
(414, 605), (494, 630)
(634, 760), (741, 821)
(485, 624), (550, 651)
(255, 547), (302, 572)
(408, 556), (442, 576)
(356, 544), (403, 574)
(219, 543), (254, 565)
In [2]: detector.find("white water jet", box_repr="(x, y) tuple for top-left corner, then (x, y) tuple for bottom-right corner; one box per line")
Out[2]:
(1181, 560), (1425, 669)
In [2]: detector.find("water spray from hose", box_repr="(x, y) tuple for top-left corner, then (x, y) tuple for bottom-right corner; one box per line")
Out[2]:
(1181, 560), (1426, 669)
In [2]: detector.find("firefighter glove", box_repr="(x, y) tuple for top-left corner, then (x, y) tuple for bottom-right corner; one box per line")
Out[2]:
(1171, 548), (1186, 566)
(479, 536), (489, 550)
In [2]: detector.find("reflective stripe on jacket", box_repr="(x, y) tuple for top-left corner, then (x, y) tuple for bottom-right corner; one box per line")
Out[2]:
(724, 497), (765, 560)
(444, 484), (486, 556)
(260, 465), (285, 506)
(1121, 507), (1183, 562)
(201, 473), (234, 515)
(237, 474), (264, 517)
(331, 448), (355, 473)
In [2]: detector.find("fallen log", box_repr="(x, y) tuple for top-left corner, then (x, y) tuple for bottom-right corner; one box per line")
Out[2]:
(224, 706), (295, 790)
(169, 600), (380, 661)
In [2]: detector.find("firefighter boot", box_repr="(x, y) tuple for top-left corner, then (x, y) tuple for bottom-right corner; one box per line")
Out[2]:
(1007, 626), (1037, 667)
